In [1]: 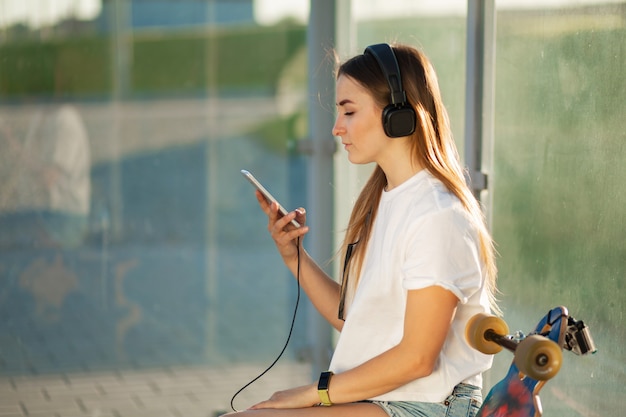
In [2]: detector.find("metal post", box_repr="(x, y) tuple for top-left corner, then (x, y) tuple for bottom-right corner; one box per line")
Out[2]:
(306, 0), (337, 376)
(465, 0), (497, 393)
(110, 0), (132, 243)
(464, 0), (496, 207)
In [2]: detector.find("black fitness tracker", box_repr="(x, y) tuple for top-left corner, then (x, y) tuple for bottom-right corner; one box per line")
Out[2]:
(317, 371), (334, 406)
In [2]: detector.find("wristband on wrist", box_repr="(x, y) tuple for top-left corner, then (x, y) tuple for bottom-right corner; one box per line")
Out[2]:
(317, 371), (334, 406)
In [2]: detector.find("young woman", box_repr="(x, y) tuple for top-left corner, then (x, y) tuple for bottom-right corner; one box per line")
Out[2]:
(225, 43), (499, 417)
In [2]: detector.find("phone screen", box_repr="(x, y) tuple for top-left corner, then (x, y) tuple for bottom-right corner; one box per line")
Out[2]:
(241, 169), (301, 228)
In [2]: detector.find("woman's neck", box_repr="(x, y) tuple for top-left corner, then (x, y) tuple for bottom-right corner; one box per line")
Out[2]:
(380, 155), (424, 192)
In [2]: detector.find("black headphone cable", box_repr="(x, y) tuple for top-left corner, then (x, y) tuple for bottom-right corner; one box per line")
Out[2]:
(229, 236), (302, 412)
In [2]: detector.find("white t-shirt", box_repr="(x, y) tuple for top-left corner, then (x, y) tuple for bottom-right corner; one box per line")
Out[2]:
(329, 170), (493, 403)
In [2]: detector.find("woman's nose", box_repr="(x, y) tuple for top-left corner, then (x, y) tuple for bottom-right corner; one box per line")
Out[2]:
(332, 116), (344, 137)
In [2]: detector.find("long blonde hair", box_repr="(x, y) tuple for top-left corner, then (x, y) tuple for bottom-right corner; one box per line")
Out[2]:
(338, 44), (499, 315)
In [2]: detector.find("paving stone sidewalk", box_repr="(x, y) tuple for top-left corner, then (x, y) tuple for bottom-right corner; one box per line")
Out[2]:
(0, 363), (312, 417)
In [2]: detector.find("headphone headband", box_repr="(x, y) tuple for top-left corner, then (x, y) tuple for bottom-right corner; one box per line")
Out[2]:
(364, 43), (407, 106)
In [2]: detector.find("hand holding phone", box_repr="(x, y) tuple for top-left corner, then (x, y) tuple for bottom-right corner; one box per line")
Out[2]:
(241, 169), (301, 228)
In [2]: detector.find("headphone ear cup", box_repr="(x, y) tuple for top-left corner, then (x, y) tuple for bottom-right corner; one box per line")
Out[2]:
(382, 105), (416, 138)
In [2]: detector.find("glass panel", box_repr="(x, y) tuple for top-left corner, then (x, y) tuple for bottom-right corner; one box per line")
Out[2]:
(492, 2), (625, 416)
(0, 0), (309, 414)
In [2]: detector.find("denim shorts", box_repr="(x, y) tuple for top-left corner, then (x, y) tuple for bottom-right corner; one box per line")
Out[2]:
(371, 383), (482, 417)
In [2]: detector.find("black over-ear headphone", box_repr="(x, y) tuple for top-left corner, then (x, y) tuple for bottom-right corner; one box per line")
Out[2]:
(364, 43), (417, 138)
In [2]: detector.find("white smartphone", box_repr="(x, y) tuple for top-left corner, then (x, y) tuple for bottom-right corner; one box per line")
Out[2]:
(241, 169), (301, 228)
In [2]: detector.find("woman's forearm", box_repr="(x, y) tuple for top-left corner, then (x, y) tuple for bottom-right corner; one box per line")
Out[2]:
(284, 248), (344, 331)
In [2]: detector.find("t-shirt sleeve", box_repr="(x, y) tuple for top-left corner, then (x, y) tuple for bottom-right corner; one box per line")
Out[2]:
(401, 207), (483, 304)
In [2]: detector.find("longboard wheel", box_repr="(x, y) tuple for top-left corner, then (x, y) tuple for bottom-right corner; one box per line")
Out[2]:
(514, 334), (562, 380)
(465, 313), (509, 354)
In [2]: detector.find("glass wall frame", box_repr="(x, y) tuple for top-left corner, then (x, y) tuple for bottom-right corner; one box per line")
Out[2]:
(0, 0), (624, 416)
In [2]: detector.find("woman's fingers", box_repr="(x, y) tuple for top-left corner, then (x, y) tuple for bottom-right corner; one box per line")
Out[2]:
(295, 207), (306, 226)
(255, 190), (271, 214)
